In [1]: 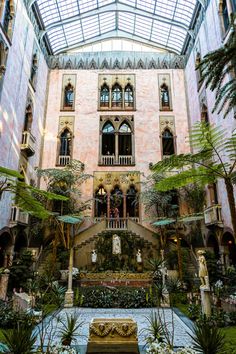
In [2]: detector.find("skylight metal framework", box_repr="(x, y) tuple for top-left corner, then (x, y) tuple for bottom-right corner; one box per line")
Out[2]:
(34, 0), (198, 54)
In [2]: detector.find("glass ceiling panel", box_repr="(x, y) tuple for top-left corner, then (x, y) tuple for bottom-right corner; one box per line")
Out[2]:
(35, 0), (198, 54)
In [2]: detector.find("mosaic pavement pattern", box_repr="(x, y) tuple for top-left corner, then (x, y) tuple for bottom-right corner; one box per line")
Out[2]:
(35, 307), (193, 353)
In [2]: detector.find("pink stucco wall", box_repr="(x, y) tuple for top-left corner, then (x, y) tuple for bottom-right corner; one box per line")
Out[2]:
(0, 0), (48, 229)
(185, 0), (236, 233)
(42, 68), (190, 221)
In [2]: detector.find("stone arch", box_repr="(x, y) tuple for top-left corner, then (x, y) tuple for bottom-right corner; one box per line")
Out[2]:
(0, 229), (13, 267)
(221, 231), (236, 265)
(206, 232), (220, 258)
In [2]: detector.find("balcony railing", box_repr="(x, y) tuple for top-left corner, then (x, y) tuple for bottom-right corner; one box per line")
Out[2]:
(10, 206), (29, 225)
(20, 131), (36, 156)
(100, 155), (134, 166)
(204, 204), (223, 227)
(58, 155), (71, 166)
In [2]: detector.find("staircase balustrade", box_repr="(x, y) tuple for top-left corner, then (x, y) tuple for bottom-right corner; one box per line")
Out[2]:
(106, 218), (128, 230)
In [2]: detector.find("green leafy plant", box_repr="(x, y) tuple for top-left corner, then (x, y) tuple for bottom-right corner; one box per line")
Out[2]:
(143, 310), (165, 343)
(197, 25), (236, 119)
(152, 122), (236, 238)
(189, 316), (226, 354)
(2, 324), (37, 354)
(58, 313), (84, 346)
(0, 166), (67, 219)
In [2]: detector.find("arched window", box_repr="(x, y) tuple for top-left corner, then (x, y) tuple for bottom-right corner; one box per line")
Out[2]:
(127, 185), (138, 217)
(100, 83), (109, 107)
(112, 83), (122, 107)
(195, 52), (203, 85)
(95, 186), (107, 217)
(201, 104), (209, 123)
(30, 52), (38, 89)
(222, 0), (229, 31)
(23, 104), (33, 131)
(102, 121), (115, 155)
(162, 129), (175, 156)
(59, 129), (71, 157)
(160, 83), (170, 109)
(64, 82), (74, 109)
(124, 83), (134, 108)
(3, 0), (11, 34)
(118, 122), (132, 155)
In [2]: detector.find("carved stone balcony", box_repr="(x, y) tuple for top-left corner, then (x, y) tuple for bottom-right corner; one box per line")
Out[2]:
(100, 155), (135, 166)
(10, 206), (29, 226)
(204, 204), (223, 227)
(58, 155), (71, 166)
(20, 131), (36, 157)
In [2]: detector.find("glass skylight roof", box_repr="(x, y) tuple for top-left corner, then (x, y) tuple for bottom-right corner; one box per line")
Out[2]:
(35, 0), (197, 54)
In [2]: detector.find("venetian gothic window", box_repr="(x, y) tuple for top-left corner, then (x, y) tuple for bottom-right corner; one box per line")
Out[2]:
(118, 122), (132, 155)
(64, 82), (74, 109)
(201, 104), (209, 123)
(30, 52), (38, 89)
(23, 104), (33, 132)
(100, 83), (109, 107)
(162, 128), (175, 156)
(59, 129), (72, 157)
(102, 121), (115, 156)
(160, 83), (170, 110)
(222, 0), (230, 31)
(112, 83), (122, 107)
(124, 83), (134, 108)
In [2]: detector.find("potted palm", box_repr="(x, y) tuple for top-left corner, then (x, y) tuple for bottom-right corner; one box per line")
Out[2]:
(59, 313), (84, 346)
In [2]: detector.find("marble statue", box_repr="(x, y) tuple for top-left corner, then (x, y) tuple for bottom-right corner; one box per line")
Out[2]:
(112, 234), (121, 255)
(91, 250), (97, 263)
(197, 250), (209, 288)
(136, 249), (142, 263)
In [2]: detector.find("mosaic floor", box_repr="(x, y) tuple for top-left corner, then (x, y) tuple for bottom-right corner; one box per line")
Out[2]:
(35, 307), (194, 354)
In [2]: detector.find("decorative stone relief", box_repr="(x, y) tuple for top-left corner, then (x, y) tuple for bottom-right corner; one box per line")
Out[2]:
(159, 116), (175, 134)
(94, 171), (140, 194)
(58, 116), (75, 133)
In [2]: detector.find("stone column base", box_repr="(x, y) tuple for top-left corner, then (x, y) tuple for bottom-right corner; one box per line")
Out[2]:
(64, 290), (74, 308)
(200, 287), (211, 317)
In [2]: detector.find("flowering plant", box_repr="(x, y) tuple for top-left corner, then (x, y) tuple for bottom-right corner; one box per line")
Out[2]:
(36, 345), (78, 354)
(146, 341), (197, 354)
(214, 280), (224, 298)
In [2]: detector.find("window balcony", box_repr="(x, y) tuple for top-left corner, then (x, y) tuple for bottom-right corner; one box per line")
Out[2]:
(20, 131), (36, 157)
(204, 204), (223, 227)
(99, 155), (135, 166)
(10, 206), (29, 226)
(58, 155), (71, 166)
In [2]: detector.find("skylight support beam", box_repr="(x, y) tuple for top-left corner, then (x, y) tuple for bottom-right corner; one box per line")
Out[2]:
(45, 2), (189, 33)
(53, 29), (180, 55)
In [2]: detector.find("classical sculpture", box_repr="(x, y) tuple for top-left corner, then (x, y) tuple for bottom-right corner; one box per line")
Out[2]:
(136, 249), (142, 263)
(197, 250), (210, 289)
(112, 234), (121, 255)
(91, 250), (97, 264)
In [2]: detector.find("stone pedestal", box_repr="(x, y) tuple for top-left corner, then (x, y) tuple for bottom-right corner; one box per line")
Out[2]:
(136, 263), (143, 273)
(87, 318), (139, 353)
(161, 289), (170, 307)
(0, 269), (10, 301)
(200, 287), (211, 317)
(64, 290), (74, 308)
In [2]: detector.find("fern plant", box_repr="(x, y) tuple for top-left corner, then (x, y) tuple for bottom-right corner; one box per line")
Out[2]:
(0, 166), (67, 219)
(152, 122), (236, 238)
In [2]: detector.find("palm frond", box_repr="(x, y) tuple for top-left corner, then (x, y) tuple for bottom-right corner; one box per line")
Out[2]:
(0, 166), (24, 179)
(154, 167), (218, 192)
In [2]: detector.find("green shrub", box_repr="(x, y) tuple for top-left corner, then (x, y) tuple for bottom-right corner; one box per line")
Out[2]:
(75, 286), (155, 308)
(0, 300), (35, 329)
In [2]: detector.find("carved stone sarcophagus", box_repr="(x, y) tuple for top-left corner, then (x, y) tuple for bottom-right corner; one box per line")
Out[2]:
(86, 318), (139, 353)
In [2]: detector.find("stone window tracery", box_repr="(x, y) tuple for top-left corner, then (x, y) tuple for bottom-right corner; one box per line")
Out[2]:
(100, 116), (135, 166)
(158, 74), (172, 111)
(61, 74), (76, 111)
(98, 74), (135, 111)
(162, 128), (175, 157)
(57, 116), (74, 166)
(30, 47), (39, 90)
(219, 0), (234, 35)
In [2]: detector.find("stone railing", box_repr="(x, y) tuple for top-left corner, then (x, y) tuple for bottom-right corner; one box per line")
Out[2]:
(101, 155), (115, 165)
(10, 206), (29, 225)
(106, 218), (128, 230)
(204, 204), (223, 226)
(100, 155), (134, 166)
(20, 131), (36, 156)
(58, 155), (71, 166)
